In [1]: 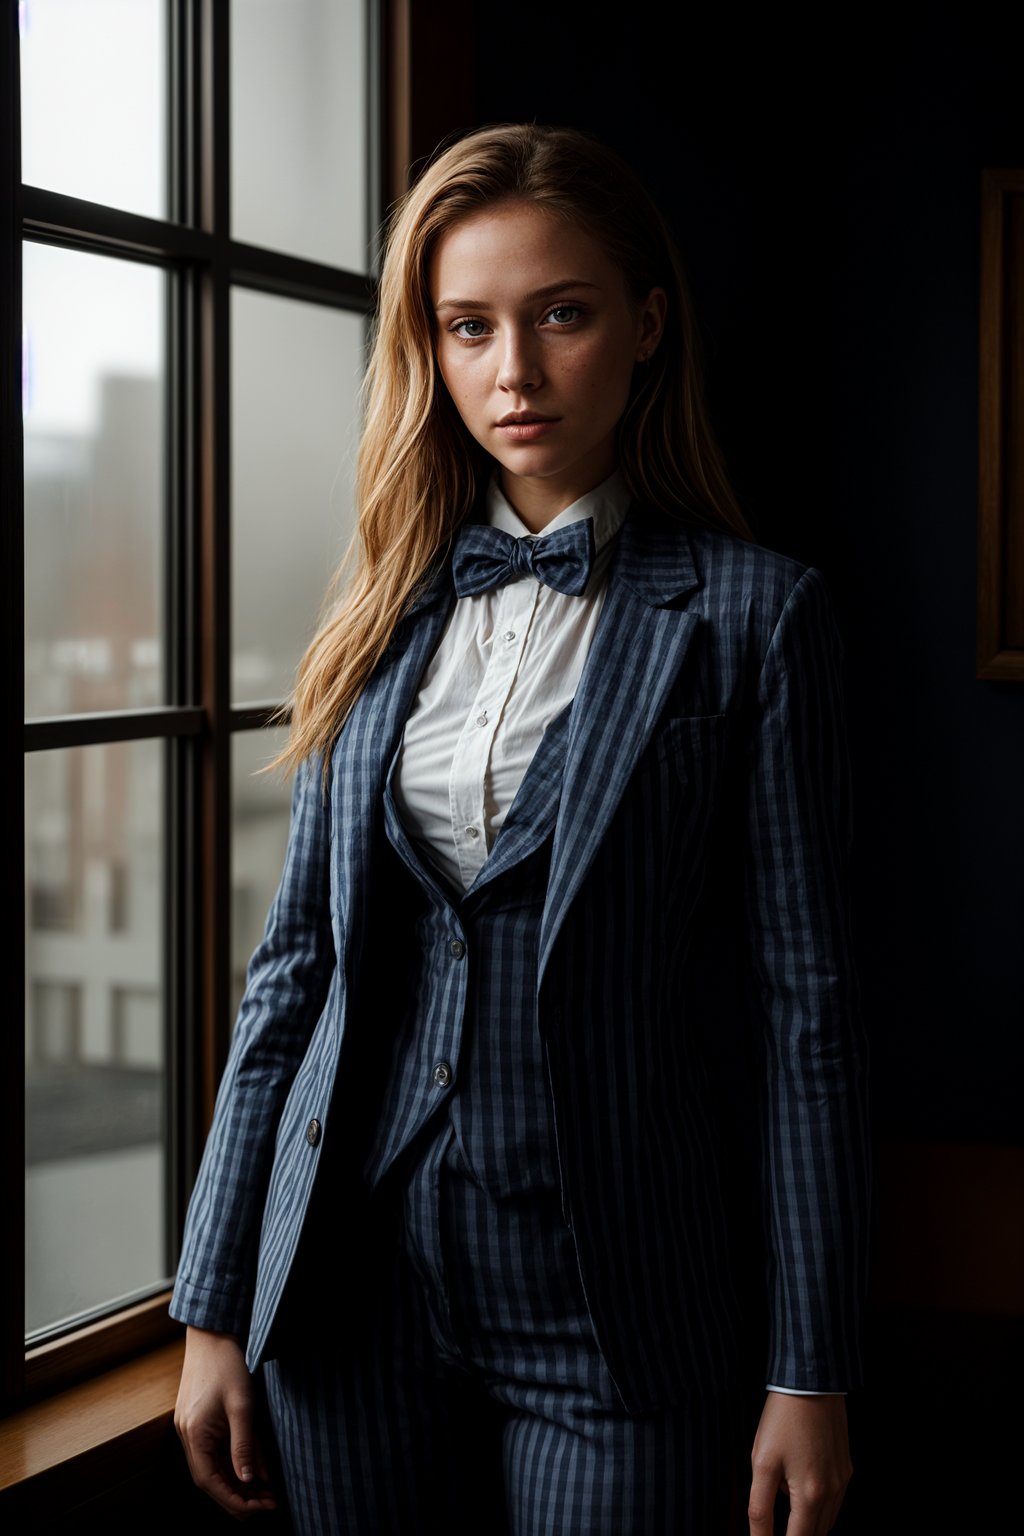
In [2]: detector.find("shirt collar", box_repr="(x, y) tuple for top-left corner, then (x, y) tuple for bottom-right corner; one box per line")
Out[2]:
(484, 470), (631, 552)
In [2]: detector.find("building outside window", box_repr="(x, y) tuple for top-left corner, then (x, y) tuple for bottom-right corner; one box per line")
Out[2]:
(7, 0), (378, 1400)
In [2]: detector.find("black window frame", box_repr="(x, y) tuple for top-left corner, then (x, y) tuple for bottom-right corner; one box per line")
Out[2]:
(1, 0), (384, 1411)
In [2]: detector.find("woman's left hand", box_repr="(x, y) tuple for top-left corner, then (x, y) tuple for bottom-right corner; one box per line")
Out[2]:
(747, 1391), (853, 1535)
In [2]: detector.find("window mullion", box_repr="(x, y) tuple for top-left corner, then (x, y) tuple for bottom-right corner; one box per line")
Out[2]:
(198, 0), (233, 1121)
(166, 0), (198, 1267)
(1, 0), (26, 1414)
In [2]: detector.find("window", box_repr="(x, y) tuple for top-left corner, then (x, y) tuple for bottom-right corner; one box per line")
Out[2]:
(3, 0), (381, 1407)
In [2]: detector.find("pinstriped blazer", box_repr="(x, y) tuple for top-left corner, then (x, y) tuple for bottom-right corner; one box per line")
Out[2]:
(169, 500), (870, 1411)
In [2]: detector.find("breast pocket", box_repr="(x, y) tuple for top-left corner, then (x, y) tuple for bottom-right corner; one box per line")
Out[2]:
(649, 713), (730, 916)
(652, 712), (728, 798)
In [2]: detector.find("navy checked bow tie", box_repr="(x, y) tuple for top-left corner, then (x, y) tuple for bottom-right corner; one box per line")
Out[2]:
(451, 517), (596, 598)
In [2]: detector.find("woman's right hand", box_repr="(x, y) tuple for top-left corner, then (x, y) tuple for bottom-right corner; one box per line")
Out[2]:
(174, 1325), (279, 1520)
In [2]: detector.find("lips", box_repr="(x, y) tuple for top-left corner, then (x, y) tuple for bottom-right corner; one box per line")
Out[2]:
(495, 416), (560, 442)
(495, 410), (560, 443)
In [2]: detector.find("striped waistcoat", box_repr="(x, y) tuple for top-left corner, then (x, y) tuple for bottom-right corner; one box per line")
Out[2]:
(362, 703), (574, 1200)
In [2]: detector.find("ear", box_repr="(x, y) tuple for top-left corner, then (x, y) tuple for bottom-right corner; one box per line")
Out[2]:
(635, 287), (668, 362)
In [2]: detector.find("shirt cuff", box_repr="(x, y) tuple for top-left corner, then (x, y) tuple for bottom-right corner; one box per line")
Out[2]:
(765, 1384), (848, 1396)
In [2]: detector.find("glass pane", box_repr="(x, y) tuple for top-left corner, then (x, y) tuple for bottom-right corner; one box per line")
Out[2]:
(232, 0), (368, 271)
(23, 242), (165, 717)
(20, 0), (167, 219)
(232, 728), (292, 1027)
(232, 288), (363, 704)
(25, 740), (167, 1337)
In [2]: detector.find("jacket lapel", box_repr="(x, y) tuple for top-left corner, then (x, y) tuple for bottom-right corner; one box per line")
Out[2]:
(330, 562), (454, 961)
(462, 697), (573, 899)
(538, 508), (703, 984)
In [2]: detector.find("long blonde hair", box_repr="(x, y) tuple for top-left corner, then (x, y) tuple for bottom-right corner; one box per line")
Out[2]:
(275, 122), (752, 779)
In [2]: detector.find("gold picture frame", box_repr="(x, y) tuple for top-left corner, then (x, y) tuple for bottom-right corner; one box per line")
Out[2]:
(977, 168), (1024, 679)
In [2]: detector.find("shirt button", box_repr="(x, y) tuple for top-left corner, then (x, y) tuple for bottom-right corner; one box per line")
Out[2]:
(503, 630), (516, 642)
(432, 1060), (453, 1088)
(464, 826), (479, 840)
(305, 1119), (322, 1147)
(449, 938), (465, 959)
(476, 712), (488, 727)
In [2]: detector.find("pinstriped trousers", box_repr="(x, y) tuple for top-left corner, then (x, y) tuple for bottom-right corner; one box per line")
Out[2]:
(262, 1121), (742, 1535)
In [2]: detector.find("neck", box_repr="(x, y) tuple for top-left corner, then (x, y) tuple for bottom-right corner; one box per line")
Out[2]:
(498, 460), (618, 534)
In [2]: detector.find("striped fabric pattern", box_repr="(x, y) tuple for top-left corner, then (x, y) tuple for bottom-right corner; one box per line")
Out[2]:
(361, 697), (571, 1197)
(170, 502), (870, 1411)
(263, 1128), (741, 1534)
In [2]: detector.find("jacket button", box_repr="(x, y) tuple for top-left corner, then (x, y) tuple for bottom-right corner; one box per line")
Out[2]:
(305, 1119), (322, 1147)
(431, 1061), (453, 1088)
(449, 939), (465, 959)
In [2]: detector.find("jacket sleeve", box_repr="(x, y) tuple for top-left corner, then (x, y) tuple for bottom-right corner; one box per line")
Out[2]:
(741, 564), (871, 1392)
(169, 752), (336, 1338)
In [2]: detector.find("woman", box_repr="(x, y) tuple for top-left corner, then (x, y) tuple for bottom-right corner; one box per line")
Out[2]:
(172, 123), (870, 1534)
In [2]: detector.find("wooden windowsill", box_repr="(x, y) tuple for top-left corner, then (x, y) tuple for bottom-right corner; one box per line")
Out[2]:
(0, 1337), (184, 1518)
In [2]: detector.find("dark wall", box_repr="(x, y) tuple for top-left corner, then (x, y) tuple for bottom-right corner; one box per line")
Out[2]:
(457, 10), (1022, 1528)
(465, 1), (1024, 1145)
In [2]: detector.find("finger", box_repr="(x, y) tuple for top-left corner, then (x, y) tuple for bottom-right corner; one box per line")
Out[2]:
(190, 1436), (277, 1518)
(227, 1403), (278, 1506)
(225, 1397), (262, 1486)
(824, 1486), (849, 1532)
(779, 1480), (835, 1536)
(813, 1463), (851, 1533)
(748, 1466), (782, 1535)
(182, 1415), (275, 1508)
(781, 1491), (820, 1536)
(201, 1466), (278, 1519)
(184, 1429), (228, 1491)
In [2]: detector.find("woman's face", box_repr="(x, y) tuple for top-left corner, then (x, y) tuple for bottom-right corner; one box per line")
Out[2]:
(429, 199), (665, 528)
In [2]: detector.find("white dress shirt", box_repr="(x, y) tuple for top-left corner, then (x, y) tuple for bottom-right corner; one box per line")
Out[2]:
(393, 470), (628, 893)
(392, 467), (839, 1400)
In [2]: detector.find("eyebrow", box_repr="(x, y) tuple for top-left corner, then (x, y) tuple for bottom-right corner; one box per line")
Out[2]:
(433, 279), (601, 310)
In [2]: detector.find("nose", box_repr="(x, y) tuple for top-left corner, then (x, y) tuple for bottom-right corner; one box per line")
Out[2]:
(496, 327), (542, 392)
